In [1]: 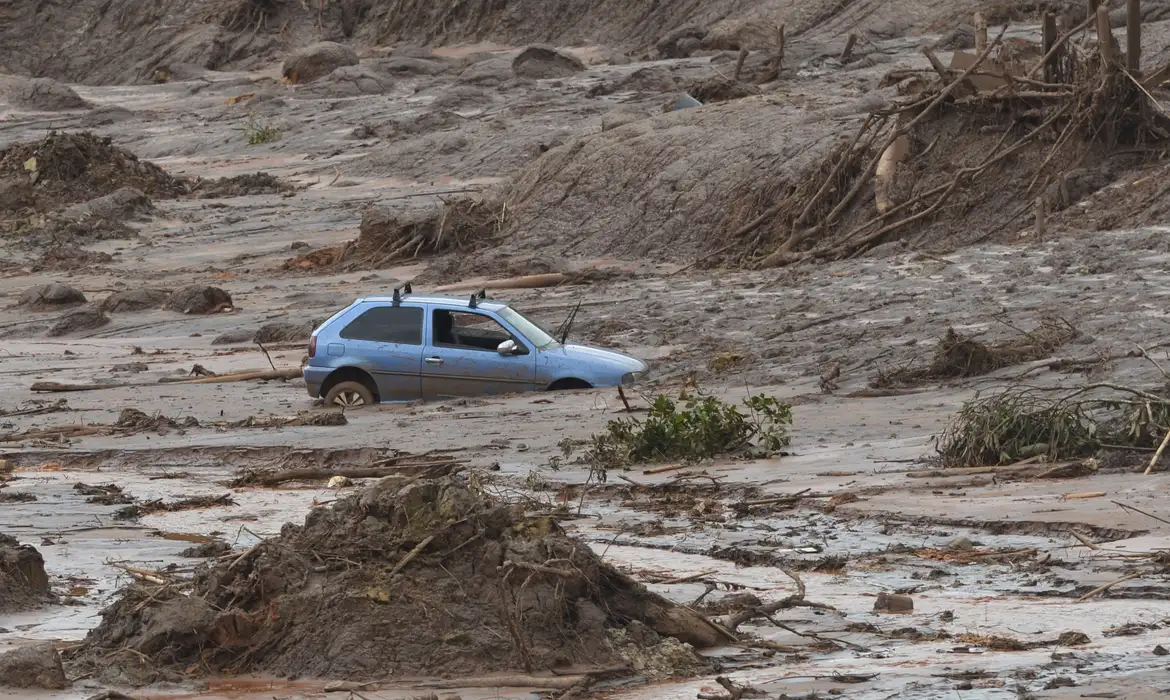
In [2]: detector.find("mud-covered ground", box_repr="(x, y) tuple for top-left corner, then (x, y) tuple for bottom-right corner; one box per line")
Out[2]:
(3, 11), (1170, 700)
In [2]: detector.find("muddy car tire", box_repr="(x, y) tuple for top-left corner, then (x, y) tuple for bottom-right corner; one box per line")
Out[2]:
(324, 381), (375, 408)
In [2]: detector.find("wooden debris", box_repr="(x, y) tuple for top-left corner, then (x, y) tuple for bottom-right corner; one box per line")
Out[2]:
(229, 458), (463, 487)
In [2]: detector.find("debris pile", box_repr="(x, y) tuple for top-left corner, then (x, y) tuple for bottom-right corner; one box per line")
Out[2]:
(0, 132), (187, 216)
(71, 476), (725, 685)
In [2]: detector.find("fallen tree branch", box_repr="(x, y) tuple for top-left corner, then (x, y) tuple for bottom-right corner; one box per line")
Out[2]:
(229, 460), (463, 487)
(723, 569), (837, 632)
(32, 368), (302, 393)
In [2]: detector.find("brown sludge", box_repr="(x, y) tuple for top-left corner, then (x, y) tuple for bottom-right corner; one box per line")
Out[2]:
(68, 476), (727, 685)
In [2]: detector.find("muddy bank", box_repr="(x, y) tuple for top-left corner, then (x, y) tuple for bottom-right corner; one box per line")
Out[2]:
(0, 534), (50, 613)
(70, 476), (724, 685)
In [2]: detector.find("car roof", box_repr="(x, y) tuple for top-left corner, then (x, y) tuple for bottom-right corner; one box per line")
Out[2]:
(355, 294), (509, 312)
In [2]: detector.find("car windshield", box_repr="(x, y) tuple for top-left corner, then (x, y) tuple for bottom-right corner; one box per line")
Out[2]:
(498, 306), (557, 349)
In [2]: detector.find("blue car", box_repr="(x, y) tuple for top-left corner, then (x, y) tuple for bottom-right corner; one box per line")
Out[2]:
(304, 288), (647, 407)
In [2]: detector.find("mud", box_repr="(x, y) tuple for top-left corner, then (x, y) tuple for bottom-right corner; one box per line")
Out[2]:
(0, 535), (50, 614)
(3, 5), (1170, 700)
(71, 476), (719, 685)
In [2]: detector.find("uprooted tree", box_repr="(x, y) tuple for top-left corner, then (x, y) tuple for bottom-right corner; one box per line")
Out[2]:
(718, 17), (1170, 267)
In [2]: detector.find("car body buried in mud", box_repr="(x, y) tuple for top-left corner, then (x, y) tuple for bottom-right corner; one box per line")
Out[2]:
(304, 289), (646, 407)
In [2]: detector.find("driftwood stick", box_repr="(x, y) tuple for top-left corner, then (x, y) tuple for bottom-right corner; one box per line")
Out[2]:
(1027, 14), (1096, 79)
(1144, 424), (1170, 474)
(1128, 0), (1143, 74)
(1075, 572), (1141, 602)
(389, 534), (435, 577)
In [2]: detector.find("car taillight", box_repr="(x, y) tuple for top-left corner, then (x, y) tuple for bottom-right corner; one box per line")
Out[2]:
(308, 336), (317, 358)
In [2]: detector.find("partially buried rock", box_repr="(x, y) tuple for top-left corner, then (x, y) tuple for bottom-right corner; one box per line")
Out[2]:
(48, 308), (110, 337)
(873, 592), (914, 614)
(101, 288), (170, 313)
(512, 45), (586, 79)
(5, 76), (89, 111)
(282, 42), (359, 83)
(18, 283), (86, 310)
(164, 286), (233, 314)
(254, 320), (318, 344)
(304, 65), (388, 96)
(0, 643), (67, 689)
(61, 187), (153, 222)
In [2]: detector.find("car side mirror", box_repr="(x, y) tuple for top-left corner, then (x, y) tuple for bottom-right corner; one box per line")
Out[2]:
(497, 339), (518, 356)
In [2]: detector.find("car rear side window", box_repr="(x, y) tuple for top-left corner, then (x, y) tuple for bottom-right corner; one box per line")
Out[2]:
(339, 306), (423, 345)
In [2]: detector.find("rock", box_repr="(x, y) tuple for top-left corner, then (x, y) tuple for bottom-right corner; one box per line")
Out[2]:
(210, 329), (255, 345)
(656, 25), (707, 59)
(254, 320), (319, 344)
(0, 643), (68, 689)
(947, 536), (974, 551)
(372, 56), (451, 76)
(62, 187), (153, 222)
(1155, 644), (1169, 655)
(327, 476), (353, 489)
(0, 535), (49, 596)
(281, 42), (360, 83)
(48, 308), (110, 337)
(933, 24), (975, 51)
(511, 45), (586, 80)
(18, 283), (87, 310)
(100, 288), (171, 313)
(4, 76), (89, 111)
(873, 592), (913, 614)
(304, 65), (389, 97)
(164, 286), (233, 314)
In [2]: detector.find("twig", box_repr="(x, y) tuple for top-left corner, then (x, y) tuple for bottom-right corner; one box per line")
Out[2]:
(389, 534), (435, 576)
(1075, 572), (1141, 602)
(1113, 500), (1170, 527)
(255, 341), (277, 372)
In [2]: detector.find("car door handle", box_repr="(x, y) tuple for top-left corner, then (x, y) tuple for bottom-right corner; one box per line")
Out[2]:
(425, 357), (443, 366)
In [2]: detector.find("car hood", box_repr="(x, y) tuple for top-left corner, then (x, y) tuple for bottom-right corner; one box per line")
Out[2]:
(545, 343), (646, 372)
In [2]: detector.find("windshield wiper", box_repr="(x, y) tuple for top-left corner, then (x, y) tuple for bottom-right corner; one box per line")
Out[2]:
(556, 301), (582, 345)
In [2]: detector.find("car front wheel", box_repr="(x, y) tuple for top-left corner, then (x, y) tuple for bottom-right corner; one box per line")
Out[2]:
(324, 381), (375, 408)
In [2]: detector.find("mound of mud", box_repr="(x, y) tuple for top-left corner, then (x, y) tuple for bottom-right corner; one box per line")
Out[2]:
(512, 45), (585, 79)
(164, 286), (233, 314)
(61, 187), (154, 221)
(494, 97), (865, 262)
(0, 535), (50, 614)
(2, 76), (90, 111)
(0, 132), (186, 216)
(72, 477), (724, 685)
(101, 288), (171, 313)
(18, 283), (86, 310)
(308, 199), (503, 270)
(282, 42), (359, 83)
(300, 65), (389, 97)
(33, 245), (114, 272)
(194, 172), (294, 199)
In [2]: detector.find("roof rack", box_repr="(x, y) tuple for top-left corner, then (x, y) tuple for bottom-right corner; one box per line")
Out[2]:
(468, 288), (487, 309)
(391, 282), (413, 306)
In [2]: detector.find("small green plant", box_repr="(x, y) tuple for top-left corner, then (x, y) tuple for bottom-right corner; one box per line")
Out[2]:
(576, 392), (793, 477)
(242, 112), (281, 145)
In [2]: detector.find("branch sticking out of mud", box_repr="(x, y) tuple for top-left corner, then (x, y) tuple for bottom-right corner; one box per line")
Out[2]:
(722, 569), (837, 633)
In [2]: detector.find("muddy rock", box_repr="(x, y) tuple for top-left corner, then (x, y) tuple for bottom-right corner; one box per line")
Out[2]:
(100, 288), (170, 313)
(4, 76), (89, 111)
(74, 477), (726, 684)
(254, 320), (319, 344)
(512, 45), (585, 79)
(656, 25), (707, 59)
(33, 245), (114, 271)
(0, 534), (49, 613)
(874, 592), (914, 614)
(209, 329), (255, 345)
(303, 65), (389, 97)
(374, 56), (452, 76)
(61, 187), (153, 222)
(48, 307), (111, 336)
(18, 282), (86, 310)
(0, 643), (68, 689)
(164, 286), (233, 314)
(281, 42), (359, 84)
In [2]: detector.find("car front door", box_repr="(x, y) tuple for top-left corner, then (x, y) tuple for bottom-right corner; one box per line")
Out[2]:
(421, 307), (538, 399)
(336, 303), (424, 400)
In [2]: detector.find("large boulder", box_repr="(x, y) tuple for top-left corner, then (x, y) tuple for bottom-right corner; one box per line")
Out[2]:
(0, 643), (67, 689)
(18, 283), (86, 310)
(164, 286), (233, 314)
(511, 45), (586, 80)
(281, 42), (359, 84)
(4, 77), (89, 111)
